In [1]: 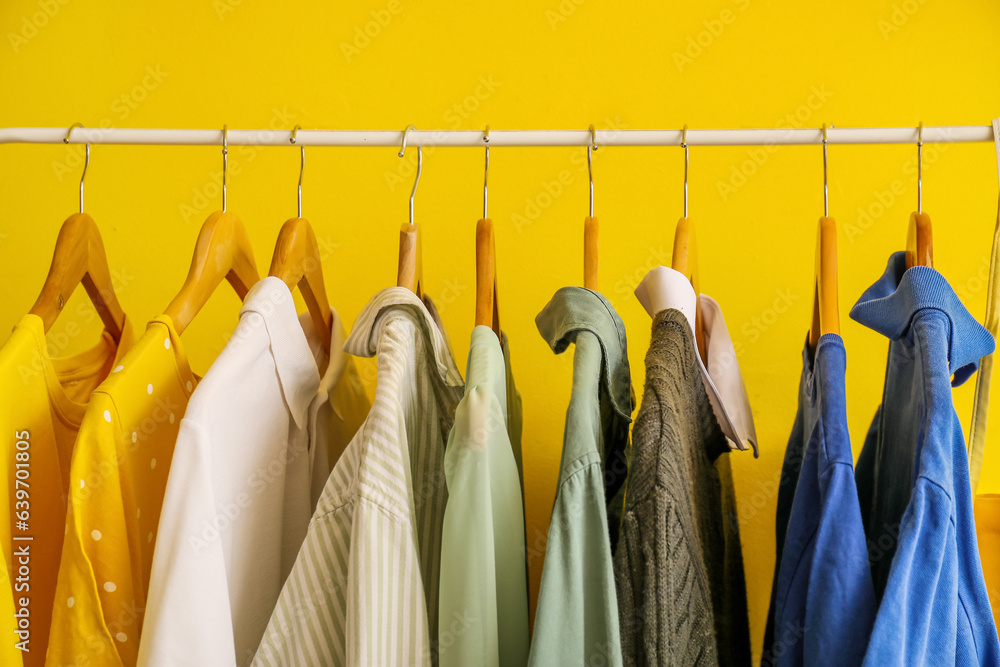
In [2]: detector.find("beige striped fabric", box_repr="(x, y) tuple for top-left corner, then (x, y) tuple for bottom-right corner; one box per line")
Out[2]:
(252, 287), (464, 667)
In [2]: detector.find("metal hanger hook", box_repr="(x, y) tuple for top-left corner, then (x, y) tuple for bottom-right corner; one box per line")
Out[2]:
(64, 122), (88, 214)
(822, 124), (829, 217)
(290, 125), (304, 218)
(399, 125), (422, 226)
(917, 122), (923, 213)
(681, 124), (689, 218)
(222, 124), (229, 212)
(483, 125), (490, 219)
(588, 124), (597, 217)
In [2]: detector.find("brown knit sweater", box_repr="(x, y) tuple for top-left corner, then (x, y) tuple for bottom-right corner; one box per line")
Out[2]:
(614, 308), (751, 667)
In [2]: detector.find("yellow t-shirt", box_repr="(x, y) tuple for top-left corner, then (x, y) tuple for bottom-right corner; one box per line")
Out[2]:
(45, 315), (197, 667)
(0, 314), (132, 667)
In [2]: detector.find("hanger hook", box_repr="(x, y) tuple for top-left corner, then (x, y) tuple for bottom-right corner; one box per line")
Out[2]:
(483, 125), (490, 219)
(290, 125), (304, 218)
(588, 124), (597, 217)
(917, 122), (923, 213)
(222, 124), (228, 212)
(681, 124), (689, 218)
(399, 125), (422, 226)
(64, 122), (88, 214)
(822, 124), (830, 217)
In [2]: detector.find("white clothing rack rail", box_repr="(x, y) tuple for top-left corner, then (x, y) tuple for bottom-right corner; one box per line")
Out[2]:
(0, 126), (994, 148)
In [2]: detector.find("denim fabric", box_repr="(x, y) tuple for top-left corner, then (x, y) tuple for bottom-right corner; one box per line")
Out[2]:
(851, 252), (1000, 666)
(762, 334), (876, 667)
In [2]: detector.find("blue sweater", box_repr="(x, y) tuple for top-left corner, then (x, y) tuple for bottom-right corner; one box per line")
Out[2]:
(852, 252), (1000, 666)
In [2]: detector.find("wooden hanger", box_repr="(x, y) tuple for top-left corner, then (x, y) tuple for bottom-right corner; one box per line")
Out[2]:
(475, 128), (501, 338)
(584, 125), (599, 291)
(270, 218), (332, 354)
(810, 126), (840, 348)
(268, 131), (332, 354)
(906, 124), (934, 269)
(672, 126), (708, 364)
(672, 217), (708, 365)
(30, 213), (126, 343)
(30, 127), (125, 343)
(164, 210), (259, 334)
(397, 125), (424, 298)
(906, 211), (934, 269)
(164, 126), (259, 334)
(476, 218), (501, 337)
(810, 217), (840, 347)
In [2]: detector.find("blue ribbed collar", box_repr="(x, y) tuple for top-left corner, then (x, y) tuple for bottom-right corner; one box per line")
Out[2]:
(850, 251), (994, 386)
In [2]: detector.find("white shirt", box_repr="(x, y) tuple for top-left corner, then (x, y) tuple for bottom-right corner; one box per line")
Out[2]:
(137, 277), (371, 667)
(635, 266), (758, 455)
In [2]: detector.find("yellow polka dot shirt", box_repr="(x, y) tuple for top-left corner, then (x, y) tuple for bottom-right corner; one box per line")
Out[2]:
(45, 315), (196, 667)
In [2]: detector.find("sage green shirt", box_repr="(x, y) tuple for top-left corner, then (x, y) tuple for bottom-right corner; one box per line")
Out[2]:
(529, 287), (634, 667)
(438, 326), (528, 667)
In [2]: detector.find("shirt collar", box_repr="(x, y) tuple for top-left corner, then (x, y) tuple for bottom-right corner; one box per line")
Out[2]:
(850, 251), (994, 387)
(344, 287), (463, 387)
(239, 277), (323, 428)
(535, 286), (633, 422)
(635, 266), (759, 456)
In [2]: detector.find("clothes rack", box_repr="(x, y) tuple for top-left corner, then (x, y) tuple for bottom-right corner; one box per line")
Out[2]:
(0, 125), (994, 148)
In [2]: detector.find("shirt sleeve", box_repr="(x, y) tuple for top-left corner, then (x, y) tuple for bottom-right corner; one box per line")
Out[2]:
(137, 418), (237, 666)
(438, 384), (531, 667)
(46, 393), (136, 667)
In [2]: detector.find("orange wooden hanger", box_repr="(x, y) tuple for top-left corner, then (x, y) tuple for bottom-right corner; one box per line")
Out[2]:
(268, 128), (332, 354)
(475, 127), (501, 338)
(397, 125), (423, 298)
(164, 126), (259, 334)
(906, 123), (934, 269)
(673, 126), (708, 365)
(810, 126), (840, 348)
(584, 125), (599, 291)
(30, 125), (126, 343)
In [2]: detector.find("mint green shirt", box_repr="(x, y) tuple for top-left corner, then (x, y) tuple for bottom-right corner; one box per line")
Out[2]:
(438, 326), (528, 667)
(529, 287), (634, 667)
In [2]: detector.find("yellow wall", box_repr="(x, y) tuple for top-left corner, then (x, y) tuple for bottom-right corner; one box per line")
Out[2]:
(2, 0), (999, 661)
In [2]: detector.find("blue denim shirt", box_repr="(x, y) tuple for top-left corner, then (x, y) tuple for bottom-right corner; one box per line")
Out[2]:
(763, 334), (876, 667)
(851, 252), (1000, 666)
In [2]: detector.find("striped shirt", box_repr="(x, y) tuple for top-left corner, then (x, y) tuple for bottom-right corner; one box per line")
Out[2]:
(252, 287), (464, 667)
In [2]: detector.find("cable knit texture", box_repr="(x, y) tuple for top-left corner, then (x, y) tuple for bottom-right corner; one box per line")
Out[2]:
(614, 308), (751, 667)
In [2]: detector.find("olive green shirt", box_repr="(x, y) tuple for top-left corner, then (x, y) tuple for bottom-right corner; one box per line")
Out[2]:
(529, 287), (634, 667)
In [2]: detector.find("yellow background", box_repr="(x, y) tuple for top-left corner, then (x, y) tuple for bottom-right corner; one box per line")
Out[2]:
(2, 0), (999, 661)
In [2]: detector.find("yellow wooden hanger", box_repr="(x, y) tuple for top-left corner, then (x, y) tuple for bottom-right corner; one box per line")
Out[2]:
(30, 124), (126, 343)
(164, 126), (260, 334)
(268, 127), (333, 354)
(906, 122), (934, 269)
(672, 126), (708, 365)
(584, 124), (599, 291)
(810, 124), (840, 348)
(475, 127), (501, 339)
(396, 125), (423, 298)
